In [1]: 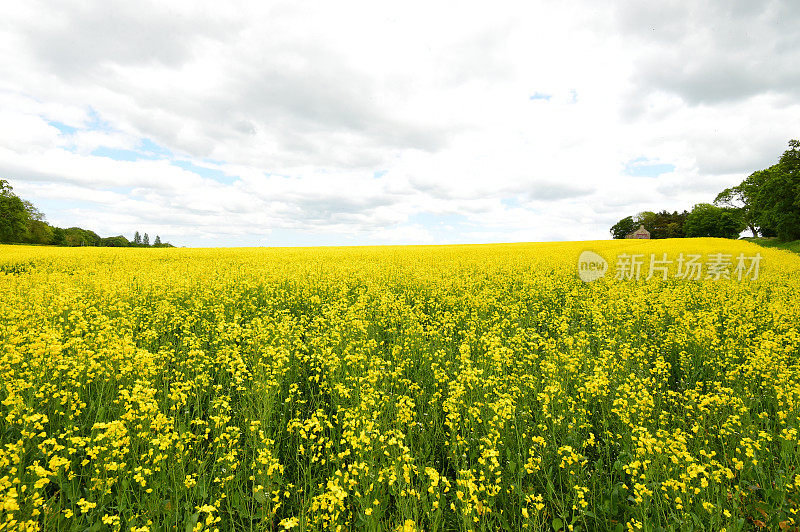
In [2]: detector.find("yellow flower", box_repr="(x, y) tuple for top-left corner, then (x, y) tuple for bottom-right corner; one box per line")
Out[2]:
(279, 517), (299, 529)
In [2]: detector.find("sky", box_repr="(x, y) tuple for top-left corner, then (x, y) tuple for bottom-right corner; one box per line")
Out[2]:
(1, 0), (799, 247)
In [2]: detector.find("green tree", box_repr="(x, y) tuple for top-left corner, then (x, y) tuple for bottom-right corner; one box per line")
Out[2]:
(101, 235), (130, 247)
(648, 210), (689, 239)
(63, 227), (101, 247)
(752, 140), (800, 240)
(684, 203), (745, 239)
(143, 233), (149, 246)
(610, 216), (636, 239)
(715, 140), (800, 239)
(715, 183), (756, 236)
(20, 199), (54, 244)
(635, 211), (658, 235)
(0, 180), (29, 243)
(25, 220), (54, 244)
(51, 227), (65, 246)
(715, 169), (777, 237)
(154, 235), (162, 246)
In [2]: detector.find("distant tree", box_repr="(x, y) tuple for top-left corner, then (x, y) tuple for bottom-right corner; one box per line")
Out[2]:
(154, 235), (162, 246)
(613, 210), (690, 239)
(19, 199), (54, 244)
(649, 210), (689, 239)
(25, 220), (54, 244)
(101, 235), (130, 247)
(1, 179), (180, 247)
(684, 203), (745, 239)
(610, 216), (636, 239)
(0, 179), (29, 243)
(635, 211), (658, 235)
(51, 227), (66, 246)
(63, 227), (101, 247)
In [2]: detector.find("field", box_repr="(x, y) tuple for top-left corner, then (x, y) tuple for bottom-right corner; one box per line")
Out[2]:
(1, 239), (800, 532)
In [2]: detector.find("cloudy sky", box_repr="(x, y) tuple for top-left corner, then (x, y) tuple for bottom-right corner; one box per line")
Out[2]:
(1, 1), (798, 246)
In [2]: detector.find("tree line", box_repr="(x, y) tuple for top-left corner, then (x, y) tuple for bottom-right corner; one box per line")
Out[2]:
(611, 140), (800, 240)
(0, 180), (173, 247)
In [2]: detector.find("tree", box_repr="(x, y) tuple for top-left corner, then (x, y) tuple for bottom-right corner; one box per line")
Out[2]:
(19, 199), (54, 244)
(611, 211), (688, 239)
(635, 211), (658, 235)
(684, 203), (745, 239)
(154, 235), (162, 246)
(101, 235), (130, 247)
(0, 179), (180, 247)
(51, 227), (66, 246)
(715, 169), (776, 237)
(715, 183), (757, 236)
(610, 216), (636, 239)
(715, 140), (800, 239)
(648, 210), (689, 239)
(752, 140), (800, 240)
(0, 180), (29, 243)
(25, 219), (54, 244)
(63, 227), (101, 247)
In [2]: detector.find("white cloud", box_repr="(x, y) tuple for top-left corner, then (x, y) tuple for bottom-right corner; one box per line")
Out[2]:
(0, 0), (798, 246)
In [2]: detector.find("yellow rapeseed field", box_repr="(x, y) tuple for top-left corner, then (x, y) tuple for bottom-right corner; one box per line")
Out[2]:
(1, 239), (799, 531)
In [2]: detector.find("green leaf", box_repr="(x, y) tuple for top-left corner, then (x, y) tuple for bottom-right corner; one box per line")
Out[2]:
(497, 510), (510, 530)
(254, 490), (267, 504)
(232, 490), (242, 510)
(552, 517), (564, 531)
(185, 512), (200, 532)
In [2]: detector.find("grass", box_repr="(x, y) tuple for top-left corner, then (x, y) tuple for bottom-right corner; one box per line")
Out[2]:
(741, 236), (800, 254)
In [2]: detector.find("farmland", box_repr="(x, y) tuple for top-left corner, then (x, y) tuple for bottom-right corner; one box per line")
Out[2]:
(1, 239), (800, 531)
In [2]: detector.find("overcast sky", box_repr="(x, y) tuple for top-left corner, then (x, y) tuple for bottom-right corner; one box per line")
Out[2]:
(1, 1), (798, 246)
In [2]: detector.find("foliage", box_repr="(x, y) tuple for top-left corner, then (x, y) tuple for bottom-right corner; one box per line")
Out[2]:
(1, 241), (799, 531)
(60, 227), (102, 247)
(610, 216), (636, 239)
(0, 179), (174, 247)
(750, 141), (800, 240)
(684, 203), (745, 239)
(0, 179), (29, 243)
(101, 235), (131, 247)
(615, 140), (799, 243)
(611, 211), (688, 239)
(714, 140), (800, 240)
(648, 210), (689, 239)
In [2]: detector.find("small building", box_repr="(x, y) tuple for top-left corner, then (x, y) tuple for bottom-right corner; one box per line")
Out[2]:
(625, 225), (650, 239)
